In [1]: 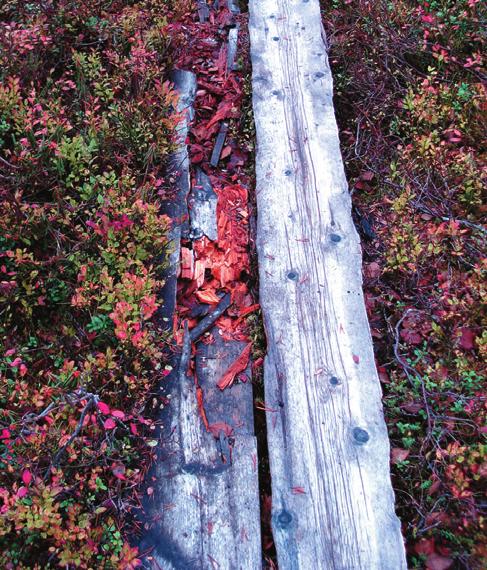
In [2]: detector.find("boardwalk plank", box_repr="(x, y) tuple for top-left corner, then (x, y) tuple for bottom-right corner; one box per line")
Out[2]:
(140, 71), (261, 570)
(249, 1), (407, 568)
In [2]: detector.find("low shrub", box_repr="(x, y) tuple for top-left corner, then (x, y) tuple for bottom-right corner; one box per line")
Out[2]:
(322, 1), (486, 567)
(0, 1), (181, 566)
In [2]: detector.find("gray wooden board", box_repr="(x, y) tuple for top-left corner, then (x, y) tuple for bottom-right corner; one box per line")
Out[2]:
(195, 333), (255, 434)
(210, 122), (228, 167)
(189, 168), (218, 241)
(249, 1), (407, 568)
(156, 70), (196, 331)
(140, 69), (261, 569)
(140, 331), (261, 570)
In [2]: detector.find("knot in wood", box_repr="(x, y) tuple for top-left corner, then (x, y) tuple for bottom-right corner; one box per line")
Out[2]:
(276, 509), (293, 528)
(352, 427), (370, 445)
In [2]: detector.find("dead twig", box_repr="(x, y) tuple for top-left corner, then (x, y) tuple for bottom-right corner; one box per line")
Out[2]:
(189, 293), (231, 342)
(52, 394), (97, 467)
(392, 309), (435, 450)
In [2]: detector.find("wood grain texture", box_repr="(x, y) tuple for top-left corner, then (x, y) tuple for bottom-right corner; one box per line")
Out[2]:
(140, 70), (261, 570)
(140, 332), (261, 570)
(249, 1), (407, 568)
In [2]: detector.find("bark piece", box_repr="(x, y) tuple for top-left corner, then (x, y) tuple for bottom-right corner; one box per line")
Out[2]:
(210, 122), (228, 167)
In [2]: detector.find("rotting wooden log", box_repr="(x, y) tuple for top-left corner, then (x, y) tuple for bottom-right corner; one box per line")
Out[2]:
(156, 70), (196, 328)
(140, 69), (261, 569)
(139, 327), (261, 570)
(249, 1), (407, 568)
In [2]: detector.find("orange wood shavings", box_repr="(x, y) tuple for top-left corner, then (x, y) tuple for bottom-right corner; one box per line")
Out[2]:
(195, 289), (221, 304)
(181, 247), (194, 280)
(217, 342), (252, 391)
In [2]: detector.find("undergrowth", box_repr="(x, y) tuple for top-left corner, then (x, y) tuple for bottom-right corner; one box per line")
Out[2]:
(322, 1), (485, 568)
(0, 0), (184, 567)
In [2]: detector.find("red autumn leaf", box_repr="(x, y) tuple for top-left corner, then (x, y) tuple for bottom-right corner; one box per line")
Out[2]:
(97, 401), (110, 415)
(415, 538), (436, 556)
(458, 328), (475, 350)
(426, 553), (453, 570)
(364, 262), (381, 280)
(400, 327), (422, 345)
(377, 367), (390, 384)
(208, 421), (233, 437)
(104, 418), (116, 430)
(391, 448), (410, 463)
(111, 410), (125, 420)
(239, 304), (260, 318)
(196, 386), (209, 431)
(217, 342), (252, 391)
(22, 470), (32, 486)
(352, 354), (360, 364)
(195, 289), (221, 305)
(17, 486), (28, 498)
(220, 145), (232, 159)
(0, 429), (10, 440)
(206, 99), (234, 130)
(401, 402), (423, 413)
(130, 422), (138, 436)
(111, 463), (126, 480)
(291, 486), (306, 494)
(360, 171), (375, 182)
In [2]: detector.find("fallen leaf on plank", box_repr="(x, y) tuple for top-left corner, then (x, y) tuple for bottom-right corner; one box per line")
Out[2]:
(217, 342), (252, 391)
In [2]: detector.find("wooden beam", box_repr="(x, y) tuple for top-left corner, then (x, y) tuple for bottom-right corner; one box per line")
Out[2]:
(249, 1), (407, 568)
(140, 70), (262, 570)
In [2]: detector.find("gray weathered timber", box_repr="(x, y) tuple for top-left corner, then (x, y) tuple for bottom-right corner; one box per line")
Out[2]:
(210, 122), (229, 167)
(249, 1), (407, 568)
(156, 70), (196, 326)
(140, 330), (261, 570)
(189, 168), (218, 241)
(140, 69), (261, 570)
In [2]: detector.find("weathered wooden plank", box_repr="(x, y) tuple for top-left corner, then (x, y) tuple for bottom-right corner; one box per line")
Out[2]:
(140, 69), (261, 569)
(156, 70), (196, 327)
(189, 168), (218, 241)
(140, 328), (261, 570)
(249, 1), (407, 568)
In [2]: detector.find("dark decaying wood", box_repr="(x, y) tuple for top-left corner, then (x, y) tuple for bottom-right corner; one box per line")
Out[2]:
(210, 122), (228, 167)
(140, 70), (261, 570)
(227, 25), (240, 72)
(249, 1), (407, 568)
(156, 70), (196, 331)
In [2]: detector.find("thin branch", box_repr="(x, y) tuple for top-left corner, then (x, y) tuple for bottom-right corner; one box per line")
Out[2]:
(52, 395), (97, 467)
